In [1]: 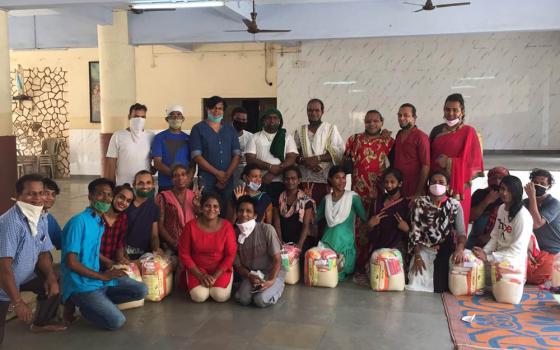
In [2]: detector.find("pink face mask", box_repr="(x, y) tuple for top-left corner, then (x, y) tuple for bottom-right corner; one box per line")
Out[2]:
(429, 184), (447, 196)
(444, 117), (461, 128)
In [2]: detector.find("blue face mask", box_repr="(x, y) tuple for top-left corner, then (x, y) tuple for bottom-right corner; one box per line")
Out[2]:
(247, 181), (261, 191)
(207, 112), (223, 123)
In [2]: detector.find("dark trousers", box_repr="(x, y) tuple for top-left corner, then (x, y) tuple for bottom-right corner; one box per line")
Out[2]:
(0, 274), (61, 344)
(433, 237), (453, 293)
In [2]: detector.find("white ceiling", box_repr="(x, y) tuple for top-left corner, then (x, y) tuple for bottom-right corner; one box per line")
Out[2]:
(2, 0), (560, 49)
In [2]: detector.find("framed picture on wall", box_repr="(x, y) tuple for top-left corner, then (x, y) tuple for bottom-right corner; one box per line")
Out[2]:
(89, 61), (100, 123)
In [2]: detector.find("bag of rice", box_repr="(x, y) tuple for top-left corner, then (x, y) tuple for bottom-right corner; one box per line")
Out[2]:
(304, 246), (338, 288)
(448, 249), (485, 296)
(281, 243), (301, 285)
(406, 246), (437, 292)
(140, 253), (173, 302)
(370, 248), (405, 292)
(491, 259), (525, 304)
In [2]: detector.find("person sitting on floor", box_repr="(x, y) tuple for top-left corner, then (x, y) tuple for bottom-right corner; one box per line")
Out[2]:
(466, 166), (510, 249)
(523, 168), (560, 285)
(367, 167), (410, 262)
(473, 175), (533, 277)
(234, 196), (285, 308)
(125, 170), (162, 260)
(157, 164), (201, 255)
(99, 184), (135, 270)
(61, 178), (147, 330)
(178, 193), (237, 303)
(316, 165), (368, 282)
(0, 174), (66, 344)
(42, 177), (63, 250)
(228, 164), (273, 224)
(273, 165), (317, 252)
(408, 171), (466, 293)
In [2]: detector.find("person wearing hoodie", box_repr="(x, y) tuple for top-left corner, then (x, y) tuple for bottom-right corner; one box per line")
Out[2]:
(105, 103), (155, 185)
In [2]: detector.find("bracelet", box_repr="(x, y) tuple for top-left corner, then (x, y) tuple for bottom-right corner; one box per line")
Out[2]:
(10, 299), (25, 310)
(316, 155), (321, 162)
(268, 163), (272, 170)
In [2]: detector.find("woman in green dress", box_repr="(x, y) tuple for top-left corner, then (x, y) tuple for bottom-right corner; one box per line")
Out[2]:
(317, 166), (369, 281)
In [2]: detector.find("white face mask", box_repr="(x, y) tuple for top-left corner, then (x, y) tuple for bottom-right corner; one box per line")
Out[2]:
(429, 184), (447, 197)
(247, 182), (261, 191)
(444, 117), (461, 128)
(16, 201), (44, 236)
(129, 117), (145, 133)
(236, 219), (256, 244)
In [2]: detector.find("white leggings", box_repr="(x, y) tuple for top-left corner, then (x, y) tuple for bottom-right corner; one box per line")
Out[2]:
(189, 273), (233, 303)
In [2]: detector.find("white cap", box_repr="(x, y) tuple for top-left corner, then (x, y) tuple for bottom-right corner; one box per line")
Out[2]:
(166, 105), (184, 116)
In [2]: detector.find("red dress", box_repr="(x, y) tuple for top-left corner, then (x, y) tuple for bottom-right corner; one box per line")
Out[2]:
(430, 124), (484, 232)
(394, 127), (431, 198)
(345, 133), (394, 270)
(178, 219), (237, 290)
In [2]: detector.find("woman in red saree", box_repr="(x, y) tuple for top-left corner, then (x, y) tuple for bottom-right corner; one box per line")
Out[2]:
(345, 110), (394, 272)
(430, 93), (484, 232)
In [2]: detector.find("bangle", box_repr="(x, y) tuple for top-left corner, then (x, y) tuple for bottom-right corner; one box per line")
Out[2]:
(11, 299), (25, 310)
(316, 155), (321, 162)
(268, 163), (272, 170)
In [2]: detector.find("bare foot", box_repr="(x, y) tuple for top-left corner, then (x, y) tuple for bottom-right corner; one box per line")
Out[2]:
(30, 323), (67, 333)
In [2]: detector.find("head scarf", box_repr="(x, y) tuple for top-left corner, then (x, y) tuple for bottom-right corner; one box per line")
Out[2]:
(487, 166), (509, 187)
(261, 108), (286, 162)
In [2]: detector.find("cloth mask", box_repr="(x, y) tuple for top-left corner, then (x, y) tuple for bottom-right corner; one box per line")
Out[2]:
(237, 219), (257, 244)
(136, 188), (155, 199)
(535, 184), (549, 198)
(129, 117), (146, 143)
(385, 187), (400, 196)
(207, 112), (223, 123)
(168, 119), (183, 130)
(93, 201), (111, 214)
(429, 184), (447, 197)
(233, 120), (247, 132)
(445, 117), (461, 128)
(16, 201), (44, 236)
(247, 182), (261, 191)
(400, 123), (412, 130)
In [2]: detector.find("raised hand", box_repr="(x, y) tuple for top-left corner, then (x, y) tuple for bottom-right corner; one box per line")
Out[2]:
(394, 213), (410, 232)
(303, 182), (314, 197)
(234, 184), (246, 200)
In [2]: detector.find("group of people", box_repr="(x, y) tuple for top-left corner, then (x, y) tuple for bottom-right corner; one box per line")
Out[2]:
(1, 93), (560, 342)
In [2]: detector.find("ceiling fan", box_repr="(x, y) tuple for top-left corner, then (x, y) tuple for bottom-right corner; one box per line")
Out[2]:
(225, 0), (291, 34)
(404, 0), (471, 12)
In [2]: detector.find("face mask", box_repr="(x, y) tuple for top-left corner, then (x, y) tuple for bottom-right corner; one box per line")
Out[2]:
(16, 201), (44, 236)
(385, 187), (400, 196)
(535, 184), (548, 198)
(93, 201), (111, 214)
(207, 112), (223, 123)
(445, 117), (461, 128)
(135, 188), (155, 199)
(233, 120), (247, 132)
(168, 119), (183, 130)
(429, 184), (447, 197)
(400, 123), (412, 130)
(237, 219), (257, 244)
(129, 117), (145, 132)
(247, 181), (261, 191)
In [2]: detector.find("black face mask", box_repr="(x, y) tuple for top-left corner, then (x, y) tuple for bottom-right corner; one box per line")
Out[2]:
(535, 184), (548, 198)
(489, 184), (500, 191)
(233, 120), (247, 132)
(400, 123), (412, 130)
(386, 187), (400, 196)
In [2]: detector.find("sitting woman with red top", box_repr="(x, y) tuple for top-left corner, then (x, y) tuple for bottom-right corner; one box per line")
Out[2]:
(178, 193), (237, 302)
(157, 164), (201, 253)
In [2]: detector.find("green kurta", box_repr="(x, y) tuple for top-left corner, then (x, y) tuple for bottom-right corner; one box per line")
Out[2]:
(317, 194), (367, 281)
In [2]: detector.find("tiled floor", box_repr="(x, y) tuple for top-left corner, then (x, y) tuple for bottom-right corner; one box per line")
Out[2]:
(5, 153), (560, 349)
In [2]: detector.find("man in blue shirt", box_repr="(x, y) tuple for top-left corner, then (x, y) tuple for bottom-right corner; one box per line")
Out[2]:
(42, 177), (63, 250)
(0, 174), (66, 344)
(62, 178), (147, 330)
(190, 96), (241, 211)
(151, 104), (193, 192)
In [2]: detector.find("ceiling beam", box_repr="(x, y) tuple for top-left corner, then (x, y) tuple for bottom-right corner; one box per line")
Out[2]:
(213, 1), (251, 21)
(0, 0), (128, 10)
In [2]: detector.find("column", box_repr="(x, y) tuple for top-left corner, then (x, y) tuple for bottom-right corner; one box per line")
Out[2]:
(97, 10), (136, 176)
(0, 10), (17, 214)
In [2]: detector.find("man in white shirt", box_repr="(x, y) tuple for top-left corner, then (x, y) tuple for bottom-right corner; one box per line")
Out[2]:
(294, 98), (345, 205)
(231, 106), (253, 185)
(105, 103), (155, 185)
(245, 108), (298, 202)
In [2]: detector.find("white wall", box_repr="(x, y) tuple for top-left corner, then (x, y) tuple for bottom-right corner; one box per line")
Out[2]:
(277, 31), (560, 150)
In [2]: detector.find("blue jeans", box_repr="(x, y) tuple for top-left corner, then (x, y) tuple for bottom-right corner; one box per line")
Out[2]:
(70, 277), (147, 330)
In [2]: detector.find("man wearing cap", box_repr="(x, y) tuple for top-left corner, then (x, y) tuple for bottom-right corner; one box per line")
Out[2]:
(105, 103), (154, 186)
(466, 166), (510, 249)
(246, 108), (299, 202)
(151, 105), (192, 192)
